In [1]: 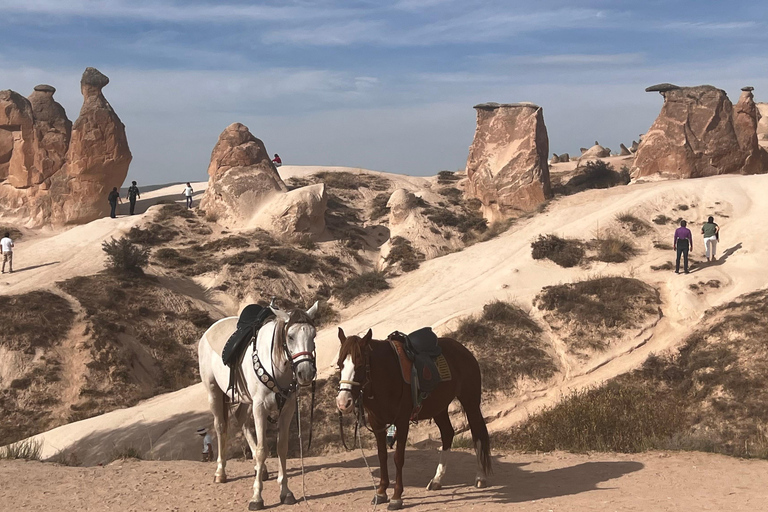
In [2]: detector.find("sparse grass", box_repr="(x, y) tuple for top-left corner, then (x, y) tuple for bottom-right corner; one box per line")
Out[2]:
(126, 224), (179, 246)
(154, 248), (195, 268)
(49, 449), (81, 466)
(200, 236), (250, 252)
(156, 203), (195, 221)
(298, 235), (316, 251)
(534, 277), (660, 352)
(370, 193), (391, 220)
(109, 446), (143, 462)
(385, 236), (424, 272)
(102, 237), (150, 274)
(590, 232), (637, 263)
(437, 170), (460, 184)
(653, 241), (673, 250)
(531, 234), (585, 268)
(651, 261), (674, 271)
(0, 291), (75, 351)
(676, 204), (689, 211)
(653, 214), (671, 225)
(0, 439), (43, 460)
(422, 204), (487, 235)
(222, 247), (315, 273)
(0, 225), (22, 240)
(437, 187), (462, 205)
(314, 171), (390, 191)
(615, 212), (651, 235)
(334, 271), (389, 304)
(450, 300), (556, 391)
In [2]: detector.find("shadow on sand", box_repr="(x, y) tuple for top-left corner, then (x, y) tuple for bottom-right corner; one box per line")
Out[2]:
(6, 261), (60, 273)
(689, 242), (741, 273)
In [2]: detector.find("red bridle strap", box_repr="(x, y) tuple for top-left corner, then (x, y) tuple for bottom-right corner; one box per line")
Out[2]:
(292, 351), (313, 361)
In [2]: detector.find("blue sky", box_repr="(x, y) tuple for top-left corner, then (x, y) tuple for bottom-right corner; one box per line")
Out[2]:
(2, 0), (767, 183)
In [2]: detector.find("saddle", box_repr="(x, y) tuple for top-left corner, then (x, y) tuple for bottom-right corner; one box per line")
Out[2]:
(388, 327), (451, 417)
(222, 304), (274, 400)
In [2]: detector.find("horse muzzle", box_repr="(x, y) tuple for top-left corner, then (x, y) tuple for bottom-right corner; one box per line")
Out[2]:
(336, 390), (354, 413)
(294, 358), (316, 386)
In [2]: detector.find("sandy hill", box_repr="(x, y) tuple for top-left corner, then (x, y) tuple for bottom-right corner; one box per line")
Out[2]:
(2, 165), (763, 467)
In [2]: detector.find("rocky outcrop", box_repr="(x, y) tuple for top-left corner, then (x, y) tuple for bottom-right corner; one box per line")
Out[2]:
(577, 143), (611, 165)
(619, 143), (631, 156)
(201, 123), (326, 237)
(465, 102), (552, 220)
(0, 68), (131, 225)
(757, 103), (768, 141)
(632, 84), (768, 179)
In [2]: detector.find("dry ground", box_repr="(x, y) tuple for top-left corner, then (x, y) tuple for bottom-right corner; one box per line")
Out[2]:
(2, 450), (767, 511)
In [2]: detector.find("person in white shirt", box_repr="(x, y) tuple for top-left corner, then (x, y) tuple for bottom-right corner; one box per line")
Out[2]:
(197, 427), (214, 462)
(183, 182), (194, 209)
(1, 232), (13, 274)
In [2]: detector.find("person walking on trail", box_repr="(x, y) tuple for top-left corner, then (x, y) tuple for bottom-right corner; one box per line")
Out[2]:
(182, 182), (194, 209)
(198, 428), (214, 462)
(272, 153), (282, 167)
(126, 181), (141, 215)
(702, 216), (720, 262)
(107, 187), (121, 218)
(674, 220), (693, 274)
(1, 232), (14, 274)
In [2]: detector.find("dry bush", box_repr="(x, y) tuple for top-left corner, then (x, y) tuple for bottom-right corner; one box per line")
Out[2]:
(314, 171), (390, 191)
(222, 247), (316, 274)
(370, 193), (391, 220)
(422, 203), (487, 235)
(156, 203), (195, 221)
(0, 291), (75, 351)
(102, 237), (150, 274)
(590, 232), (637, 263)
(615, 212), (651, 235)
(154, 248), (195, 268)
(334, 271), (389, 304)
(0, 225), (22, 240)
(200, 236), (250, 252)
(450, 300), (556, 392)
(126, 224), (179, 246)
(653, 240), (673, 250)
(0, 439), (43, 461)
(653, 214), (671, 225)
(651, 261), (674, 271)
(531, 234), (585, 268)
(385, 236), (424, 272)
(437, 187), (462, 205)
(437, 170), (460, 184)
(535, 277), (660, 352)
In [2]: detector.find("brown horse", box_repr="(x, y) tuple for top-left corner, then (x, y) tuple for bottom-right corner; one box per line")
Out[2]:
(336, 328), (491, 510)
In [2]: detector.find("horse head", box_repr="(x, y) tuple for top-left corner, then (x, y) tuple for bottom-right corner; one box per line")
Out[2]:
(336, 327), (372, 414)
(271, 301), (319, 386)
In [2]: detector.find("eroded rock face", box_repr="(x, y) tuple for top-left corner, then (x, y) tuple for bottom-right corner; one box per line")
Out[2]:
(632, 84), (768, 179)
(0, 68), (131, 225)
(465, 102), (552, 219)
(201, 123), (326, 237)
(757, 103), (768, 141)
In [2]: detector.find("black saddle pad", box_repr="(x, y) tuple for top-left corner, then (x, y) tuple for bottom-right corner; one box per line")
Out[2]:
(406, 327), (441, 357)
(222, 305), (273, 367)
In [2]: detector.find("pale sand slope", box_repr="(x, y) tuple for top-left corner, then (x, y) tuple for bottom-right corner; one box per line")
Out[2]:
(3, 450), (768, 511)
(0, 181), (207, 297)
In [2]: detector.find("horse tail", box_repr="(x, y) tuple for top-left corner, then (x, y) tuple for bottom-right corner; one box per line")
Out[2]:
(465, 403), (492, 475)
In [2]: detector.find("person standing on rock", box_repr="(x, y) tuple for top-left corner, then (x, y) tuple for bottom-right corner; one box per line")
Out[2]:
(1, 232), (14, 274)
(182, 182), (194, 209)
(673, 220), (693, 274)
(108, 187), (121, 218)
(198, 428), (214, 462)
(126, 181), (141, 215)
(701, 216), (719, 262)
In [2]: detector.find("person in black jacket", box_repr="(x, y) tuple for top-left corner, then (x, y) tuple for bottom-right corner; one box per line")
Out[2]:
(108, 187), (121, 218)
(126, 181), (140, 215)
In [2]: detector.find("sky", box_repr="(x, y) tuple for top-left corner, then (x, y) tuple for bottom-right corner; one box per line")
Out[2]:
(2, 0), (768, 184)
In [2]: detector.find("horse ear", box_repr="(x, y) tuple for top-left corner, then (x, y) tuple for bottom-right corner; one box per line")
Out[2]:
(306, 300), (320, 320)
(271, 307), (290, 323)
(338, 327), (346, 343)
(362, 329), (373, 344)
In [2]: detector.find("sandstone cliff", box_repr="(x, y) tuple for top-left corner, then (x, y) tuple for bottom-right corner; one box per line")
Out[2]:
(465, 102), (552, 220)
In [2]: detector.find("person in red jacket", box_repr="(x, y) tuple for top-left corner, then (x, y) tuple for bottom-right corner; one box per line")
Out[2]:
(272, 154), (282, 167)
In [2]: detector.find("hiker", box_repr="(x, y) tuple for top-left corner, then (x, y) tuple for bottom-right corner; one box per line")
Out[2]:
(126, 181), (141, 215)
(272, 153), (282, 167)
(107, 187), (121, 218)
(182, 182), (194, 209)
(673, 219), (693, 274)
(1, 232), (14, 274)
(701, 216), (720, 262)
(198, 428), (214, 462)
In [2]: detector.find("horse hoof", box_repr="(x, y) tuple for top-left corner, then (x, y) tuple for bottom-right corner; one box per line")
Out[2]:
(280, 492), (296, 505)
(372, 494), (389, 505)
(214, 474), (227, 484)
(387, 499), (404, 510)
(426, 479), (441, 491)
(475, 478), (487, 489)
(248, 500), (264, 511)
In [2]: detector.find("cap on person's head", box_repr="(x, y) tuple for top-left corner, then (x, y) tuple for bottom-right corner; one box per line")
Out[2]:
(197, 428), (206, 436)
(708, 216), (714, 223)
(680, 220), (687, 227)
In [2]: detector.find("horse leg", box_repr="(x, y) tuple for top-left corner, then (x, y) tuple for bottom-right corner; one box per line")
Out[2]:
(208, 389), (228, 483)
(462, 397), (492, 488)
(370, 417), (390, 505)
(388, 420), (409, 510)
(426, 410), (454, 491)
(276, 398), (297, 505)
(249, 405), (269, 510)
(236, 405), (268, 480)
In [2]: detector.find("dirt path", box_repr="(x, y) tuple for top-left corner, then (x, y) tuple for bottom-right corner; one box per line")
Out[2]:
(3, 449), (767, 511)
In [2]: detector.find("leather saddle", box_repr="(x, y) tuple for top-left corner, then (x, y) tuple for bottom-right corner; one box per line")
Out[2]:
(389, 327), (450, 414)
(222, 304), (274, 401)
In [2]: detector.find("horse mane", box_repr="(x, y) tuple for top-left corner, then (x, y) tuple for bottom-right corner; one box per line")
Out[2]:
(338, 334), (363, 367)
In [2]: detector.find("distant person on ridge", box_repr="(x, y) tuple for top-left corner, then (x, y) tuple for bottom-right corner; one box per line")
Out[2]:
(182, 182), (194, 209)
(108, 187), (121, 218)
(673, 220), (693, 274)
(197, 427), (214, 462)
(126, 181), (141, 215)
(701, 216), (720, 262)
(272, 153), (282, 167)
(1, 232), (14, 274)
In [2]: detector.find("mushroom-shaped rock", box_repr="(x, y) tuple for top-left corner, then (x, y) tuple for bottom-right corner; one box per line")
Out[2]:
(465, 102), (552, 220)
(387, 188), (419, 225)
(632, 85), (767, 179)
(645, 83), (681, 93)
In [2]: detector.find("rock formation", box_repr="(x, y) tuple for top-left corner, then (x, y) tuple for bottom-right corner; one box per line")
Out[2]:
(632, 84), (768, 179)
(619, 143), (631, 156)
(465, 102), (552, 219)
(757, 103), (768, 141)
(0, 68), (131, 225)
(201, 123), (326, 237)
(576, 143), (611, 166)
(550, 153), (560, 164)
(558, 153), (569, 162)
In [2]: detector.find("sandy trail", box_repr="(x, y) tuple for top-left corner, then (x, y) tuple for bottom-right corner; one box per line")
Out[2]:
(2, 450), (767, 511)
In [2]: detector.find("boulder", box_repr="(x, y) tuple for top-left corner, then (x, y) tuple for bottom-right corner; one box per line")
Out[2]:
(465, 102), (552, 219)
(577, 143), (611, 165)
(632, 84), (768, 179)
(619, 143), (631, 156)
(558, 153), (569, 162)
(550, 153), (560, 164)
(248, 183), (327, 238)
(630, 140), (640, 152)
(200, 123), (287, 227)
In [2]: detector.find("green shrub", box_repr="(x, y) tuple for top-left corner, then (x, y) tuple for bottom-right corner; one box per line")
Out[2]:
(102, 237), (150, 274)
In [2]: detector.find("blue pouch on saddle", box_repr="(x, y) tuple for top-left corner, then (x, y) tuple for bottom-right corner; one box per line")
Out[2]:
(404, 327), (442, 407)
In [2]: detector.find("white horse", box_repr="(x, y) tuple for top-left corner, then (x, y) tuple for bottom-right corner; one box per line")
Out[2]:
(198, 302), (318, 511)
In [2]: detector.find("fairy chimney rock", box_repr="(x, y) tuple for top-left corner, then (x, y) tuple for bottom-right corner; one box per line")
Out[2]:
(28, 84), (71, 184)
(632, 84), (768, 179)
(465, 102), (552, 220)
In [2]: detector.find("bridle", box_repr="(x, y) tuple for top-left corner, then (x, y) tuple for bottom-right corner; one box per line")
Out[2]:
(337, 340), (376, 451)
